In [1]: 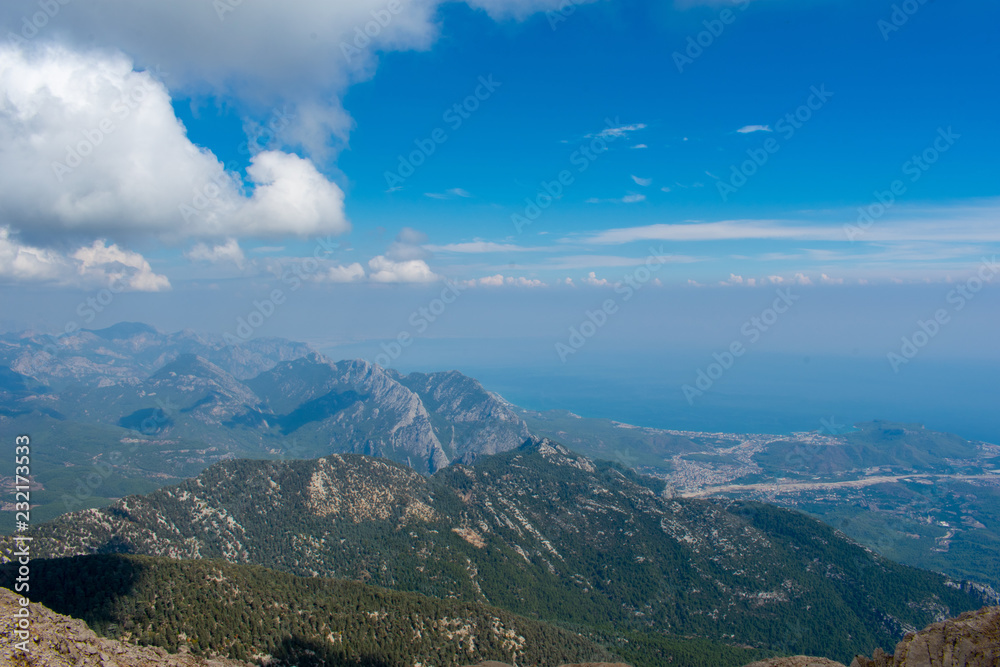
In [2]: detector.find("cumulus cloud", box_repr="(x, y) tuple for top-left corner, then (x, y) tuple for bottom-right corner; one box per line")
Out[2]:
(0, 0), (602, 158)
(0, 227), (169, 291)
(467, 274), (546, 287)
(582, 271), (612, 287)
(321, 263), (367, 283)
(186, 239), (245, 268)
(0, 227), (70, 282)
(477, 274), (506, 287)
(0, 45), (350, 243)
(72, 240), (171, 291)
(0, 1), (438, 158)
(230, 151), (349, 237)
(368, 256), (439, 283)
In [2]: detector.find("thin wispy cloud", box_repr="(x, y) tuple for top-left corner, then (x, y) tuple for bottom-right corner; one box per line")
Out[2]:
(737, 124), (773, 134)
(631, 175), (653, 187)
(588, 122), (648, 140)
(585, 194), (647, 204)
(574, 205), (1000, 245)
(425, 241), (546, 253)
(425, 188), (473, 200)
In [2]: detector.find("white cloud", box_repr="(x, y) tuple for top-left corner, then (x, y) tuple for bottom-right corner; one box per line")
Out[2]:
(0, 45), (349, 242)
(231, 151), (349, 237)
(585, 193), (647, 204)
(466, 0), (603, 20)
(582, 271), (612, 287)
(516, 254), (696, 271)
(0, 227), (71, 282)
(186, 239), (245, 268)
(0, 0), (597, 158)
(576, 207), (1000, 245)
(425, 241), (540, 253)
(507, 276), (545, 287)
(468, 274), (546, 287)
(0, 227), (169, 291)
(631, 175), (653, 187)
(425, 187), (473, 200)
(321, 262), (367, 283)
(0, 2), (438, 158)
(477, 274), (506, 287)
(72, 240), (171, 292)
(737, 125), (772, 134)
(589, 122), (647, 140)
(368, 256), (439, 283)
(631, 144), (648, 149)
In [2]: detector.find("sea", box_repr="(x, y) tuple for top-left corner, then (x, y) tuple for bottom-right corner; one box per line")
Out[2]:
(323, 338), (1000, 445)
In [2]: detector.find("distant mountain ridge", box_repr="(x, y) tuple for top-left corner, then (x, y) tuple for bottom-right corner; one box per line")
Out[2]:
(8, 438), (994, 663)
(1, 322), (527, 462)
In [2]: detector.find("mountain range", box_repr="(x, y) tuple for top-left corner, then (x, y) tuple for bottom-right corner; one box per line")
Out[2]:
(6, 438), (995, 664)
(0, 324), (528, 526)
(3, 323), (1000, 665)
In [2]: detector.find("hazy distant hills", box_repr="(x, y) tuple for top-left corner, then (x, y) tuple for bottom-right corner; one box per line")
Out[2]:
(0, 322), (312, 386)
(8, 438), (994, 663)
(0, 324), (529, 526)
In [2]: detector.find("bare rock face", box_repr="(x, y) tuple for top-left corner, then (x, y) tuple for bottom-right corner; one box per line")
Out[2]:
(0, 587), (250, 667)
(850, 606), (1000, 667)
(742, 658), (846, 667)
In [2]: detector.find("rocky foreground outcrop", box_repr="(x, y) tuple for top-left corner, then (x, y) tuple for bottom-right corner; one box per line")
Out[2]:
(851, 606), (1000, 667)
(743, 606), (1000, 667)
(0, 587), (249, 667)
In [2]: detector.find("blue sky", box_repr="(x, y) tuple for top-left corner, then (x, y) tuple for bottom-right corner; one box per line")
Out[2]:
(1, 0), (998, 437)
(2, 0), (998, 293)
(162, 0), (1000, 289)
